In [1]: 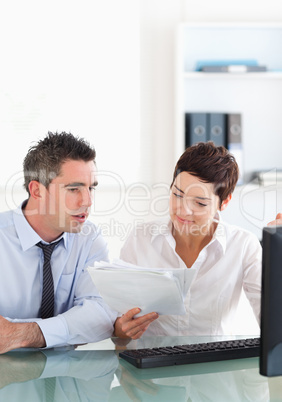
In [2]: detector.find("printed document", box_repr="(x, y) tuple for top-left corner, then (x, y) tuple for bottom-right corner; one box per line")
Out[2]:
(87, 260), (196, 316)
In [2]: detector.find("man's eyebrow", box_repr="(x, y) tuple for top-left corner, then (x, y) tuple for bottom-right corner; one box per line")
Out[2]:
(64, 181), (98, 188)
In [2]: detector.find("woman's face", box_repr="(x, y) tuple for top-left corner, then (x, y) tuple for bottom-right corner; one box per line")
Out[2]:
(169, 172), (220, 237)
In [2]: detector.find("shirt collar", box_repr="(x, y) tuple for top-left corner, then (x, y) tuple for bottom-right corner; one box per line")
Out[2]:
(13, 201), (68, 251)
(210, 211), (227, 254)
(151, 213), (227, 254)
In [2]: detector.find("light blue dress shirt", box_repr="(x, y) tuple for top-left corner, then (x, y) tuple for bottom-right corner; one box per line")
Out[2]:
(0, 203), (117, 348)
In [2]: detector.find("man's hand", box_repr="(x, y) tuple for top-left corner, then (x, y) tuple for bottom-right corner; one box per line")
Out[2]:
(267, 213), (282, 226)
(114, 308), (159, 340)
(0, 315), (46, 354)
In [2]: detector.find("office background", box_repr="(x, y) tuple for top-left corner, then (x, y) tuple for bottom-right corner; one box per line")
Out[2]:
(1, 0), (282, 334)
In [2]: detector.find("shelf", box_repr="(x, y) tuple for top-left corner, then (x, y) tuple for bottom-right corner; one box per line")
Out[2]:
(182, 71), (282, 80)
(179, 22), (282, 29)
(175, 22), (282, 182)
(178, 23), (282, 72)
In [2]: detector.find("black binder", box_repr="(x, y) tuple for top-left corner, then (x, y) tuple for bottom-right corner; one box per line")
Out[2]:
(185, 113), (208, 147)
(209, 113), (226, 146)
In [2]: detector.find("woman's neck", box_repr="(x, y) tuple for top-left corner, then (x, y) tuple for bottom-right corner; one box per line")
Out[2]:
(172, 221), (217, 268)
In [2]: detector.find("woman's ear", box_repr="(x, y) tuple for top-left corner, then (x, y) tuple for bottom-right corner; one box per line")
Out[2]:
(220, 194), (232, 211)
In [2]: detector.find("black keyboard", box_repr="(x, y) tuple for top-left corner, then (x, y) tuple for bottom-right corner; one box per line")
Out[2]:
(119, 337), (260, 369)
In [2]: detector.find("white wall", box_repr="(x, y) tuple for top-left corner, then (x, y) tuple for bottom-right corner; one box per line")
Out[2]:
(183, 0), (282, 22)
(0, 0), (140, 186)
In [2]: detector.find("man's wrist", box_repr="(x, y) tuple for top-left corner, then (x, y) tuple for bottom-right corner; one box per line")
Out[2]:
(21, 322), (46, 348)
(0, 318), (46, 354)
(13, 322), (46, 350)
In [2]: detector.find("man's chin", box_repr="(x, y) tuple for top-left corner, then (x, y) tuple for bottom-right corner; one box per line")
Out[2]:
(68, 220), (85, 233)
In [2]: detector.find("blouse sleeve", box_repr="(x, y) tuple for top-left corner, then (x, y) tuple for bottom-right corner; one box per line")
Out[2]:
(242, 234), (262, 324)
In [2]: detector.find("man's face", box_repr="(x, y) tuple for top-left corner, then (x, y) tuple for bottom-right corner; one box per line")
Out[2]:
(40, 159), (97, 238)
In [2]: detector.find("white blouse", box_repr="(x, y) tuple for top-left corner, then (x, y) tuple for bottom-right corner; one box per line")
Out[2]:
(120, 215), (262, 336)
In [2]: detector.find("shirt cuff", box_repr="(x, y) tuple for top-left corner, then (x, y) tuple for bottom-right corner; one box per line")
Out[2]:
(37, 315), (69, 348)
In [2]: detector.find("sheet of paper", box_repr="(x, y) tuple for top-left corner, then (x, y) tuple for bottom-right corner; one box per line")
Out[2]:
(87, 260), (196, 317)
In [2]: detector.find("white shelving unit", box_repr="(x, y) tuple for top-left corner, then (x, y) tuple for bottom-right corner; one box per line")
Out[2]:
(175, 24), (282, 332)
(175, 23), (282, 183)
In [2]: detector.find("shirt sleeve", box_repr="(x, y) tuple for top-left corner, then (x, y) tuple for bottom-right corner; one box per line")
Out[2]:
(242, 234), (262, 324)
(37, 300), (117, 348)
(38, 229), (118, 348)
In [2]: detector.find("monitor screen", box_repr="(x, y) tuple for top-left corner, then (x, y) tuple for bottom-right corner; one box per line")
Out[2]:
(260, 225), (282, 376)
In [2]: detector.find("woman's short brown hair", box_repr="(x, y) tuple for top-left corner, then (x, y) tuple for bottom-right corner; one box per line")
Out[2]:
(171, 142), (239, 206)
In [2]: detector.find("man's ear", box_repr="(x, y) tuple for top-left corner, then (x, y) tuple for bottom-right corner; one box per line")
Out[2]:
(220, 194), (232, 211)
(28, 181), (43, 200)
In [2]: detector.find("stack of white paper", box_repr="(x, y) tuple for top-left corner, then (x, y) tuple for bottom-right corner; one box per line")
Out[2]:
(87, 260), (196, 317)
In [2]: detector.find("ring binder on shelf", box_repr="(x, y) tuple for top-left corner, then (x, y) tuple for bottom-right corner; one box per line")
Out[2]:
(184, 111), (243, 183)
(227, 113), (243, 184)
(209, 113), (226, 147)
(185, 113), (208, 146)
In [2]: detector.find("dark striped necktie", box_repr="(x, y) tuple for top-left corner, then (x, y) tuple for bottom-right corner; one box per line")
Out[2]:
(36, 239), (62, 319)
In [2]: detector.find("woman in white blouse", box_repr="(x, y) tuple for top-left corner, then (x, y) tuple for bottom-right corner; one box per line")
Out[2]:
(114, 142), (262, 339)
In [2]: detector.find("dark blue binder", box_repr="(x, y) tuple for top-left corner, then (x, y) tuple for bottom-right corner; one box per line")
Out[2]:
(208, 113), (226, 146)
(186, 113), (208, 146)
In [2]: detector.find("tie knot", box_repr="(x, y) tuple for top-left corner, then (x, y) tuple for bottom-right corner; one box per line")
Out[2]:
(36, 239), (62, 259)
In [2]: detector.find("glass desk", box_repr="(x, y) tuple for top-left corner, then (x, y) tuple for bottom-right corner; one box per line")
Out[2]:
(1, 336), (282, 401)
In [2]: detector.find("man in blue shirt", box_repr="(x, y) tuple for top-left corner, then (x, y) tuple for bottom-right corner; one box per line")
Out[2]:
(0, 131), (166, 352)
(0, 132), (119, 352)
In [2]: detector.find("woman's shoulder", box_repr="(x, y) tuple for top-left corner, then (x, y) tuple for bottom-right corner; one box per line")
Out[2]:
(221, 220), (261, 248)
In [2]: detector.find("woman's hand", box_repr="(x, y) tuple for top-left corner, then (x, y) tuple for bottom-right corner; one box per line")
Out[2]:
(267, 213), (282, 226)
(114, 308), (159, 340)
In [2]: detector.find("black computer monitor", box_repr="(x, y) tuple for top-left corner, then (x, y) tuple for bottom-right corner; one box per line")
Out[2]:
(260, 225), (282, 377)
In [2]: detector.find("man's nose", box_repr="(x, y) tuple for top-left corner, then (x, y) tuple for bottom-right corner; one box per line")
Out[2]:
(81, 188), (93, 207)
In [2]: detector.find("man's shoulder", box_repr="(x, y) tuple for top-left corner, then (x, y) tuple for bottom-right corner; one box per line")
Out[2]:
(0, 209), (15, 229)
